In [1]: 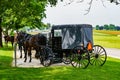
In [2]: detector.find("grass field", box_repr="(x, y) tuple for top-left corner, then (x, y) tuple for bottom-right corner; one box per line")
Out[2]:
(0, 45), (120, 80)
(93, 30), (120, 49)
(0, 30), (120, 80)
(94, 30), (120, 35)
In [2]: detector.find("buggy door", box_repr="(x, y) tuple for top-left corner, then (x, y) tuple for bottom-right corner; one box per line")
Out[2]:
(52, 29), (62, 51)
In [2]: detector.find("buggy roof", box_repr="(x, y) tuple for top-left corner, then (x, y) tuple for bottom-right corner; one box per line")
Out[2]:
(51, 24), (93, 49)
(52, 24), (92, 30)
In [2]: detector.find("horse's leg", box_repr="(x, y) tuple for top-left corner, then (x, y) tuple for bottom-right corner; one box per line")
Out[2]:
(28, 47), (32, 62)
(19, 45), (22, 58)
(23, 46), (26, 58)
(7, 41), (8, 47)
(20, 46), (22, 58)
(24, 46), (27, 62)
(5, 41), (8, 47)
(11, 42), (13, 48)
(35, 48), (40, 59)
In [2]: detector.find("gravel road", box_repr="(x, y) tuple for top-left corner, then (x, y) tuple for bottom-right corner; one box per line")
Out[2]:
(12, 48), (120, 67)
(105, 48), (120, 59)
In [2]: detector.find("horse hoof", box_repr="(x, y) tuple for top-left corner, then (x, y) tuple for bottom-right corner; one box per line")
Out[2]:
(20, 56), (22, 58)
(24, 60), (26, 62)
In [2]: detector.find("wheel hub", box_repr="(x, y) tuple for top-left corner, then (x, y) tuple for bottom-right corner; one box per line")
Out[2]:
(78, 55), (82, 61)
(95, 54), (99, 58)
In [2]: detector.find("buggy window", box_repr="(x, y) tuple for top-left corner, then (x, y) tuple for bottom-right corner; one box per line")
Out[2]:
(54, 29), (62, 37)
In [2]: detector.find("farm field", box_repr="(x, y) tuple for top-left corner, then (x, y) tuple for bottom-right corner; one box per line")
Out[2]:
(93, 30), (120, 49)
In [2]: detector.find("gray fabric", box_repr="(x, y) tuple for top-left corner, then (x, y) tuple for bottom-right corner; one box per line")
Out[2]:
(81, 27), (93, 48)
(52, 24), (93, 49)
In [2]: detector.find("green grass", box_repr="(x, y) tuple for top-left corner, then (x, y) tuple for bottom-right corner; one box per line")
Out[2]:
(94, 30), (120, 35)
(0, 45), (13, 68)
(93, 30), (120, 49)
(0, 30), (120, 80)
(0, 46), (120, 80)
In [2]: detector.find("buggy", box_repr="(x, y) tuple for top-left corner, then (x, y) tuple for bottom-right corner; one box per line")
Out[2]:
(14, 24), (107, 68)
(40, 24), (107, 68)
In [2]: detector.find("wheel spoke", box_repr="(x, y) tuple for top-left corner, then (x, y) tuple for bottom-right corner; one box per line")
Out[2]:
(71, 46), (90, 68)
(41, 47), (53, 67)
(90, 45), (107, 66)
(98, 47), (102, 53)
(99, 50), (105, 54)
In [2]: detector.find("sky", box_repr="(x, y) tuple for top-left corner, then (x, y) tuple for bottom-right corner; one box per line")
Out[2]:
(43, 0), (120, 27)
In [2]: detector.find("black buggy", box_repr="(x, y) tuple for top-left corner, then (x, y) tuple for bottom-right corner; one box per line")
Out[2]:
(41, 24), (107, 68)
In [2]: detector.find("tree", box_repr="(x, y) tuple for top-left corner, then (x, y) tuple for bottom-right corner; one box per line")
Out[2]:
(109, 24), (115, 30)
(0, 18), (2, 47)
(110, 0), (120, 5)
(59, 0), (120, 14)
(115, 26), (120, 30)
(0, 0), (9, 47)
(0, 0), (60, 47)
(104, 24), (109, 30)
(96, 25), (100, 30)
(99, 26), (104, 30)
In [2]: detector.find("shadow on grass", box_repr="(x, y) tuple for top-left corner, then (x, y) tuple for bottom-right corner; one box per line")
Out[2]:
(0, 57), (120, 80)
(0, 46), (13, 51)
(44, 60), (120, 80)
(0, 55), (13, 68)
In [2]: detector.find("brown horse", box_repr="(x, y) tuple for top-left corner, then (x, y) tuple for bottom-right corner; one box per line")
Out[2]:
(15, 31), (29, 58)
(4, 35), (14, 47)
(16, 32), (53, 66)
(24, 33), (47, 62)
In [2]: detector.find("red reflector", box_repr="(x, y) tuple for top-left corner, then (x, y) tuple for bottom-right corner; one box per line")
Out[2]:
(78, 50), (80, 53)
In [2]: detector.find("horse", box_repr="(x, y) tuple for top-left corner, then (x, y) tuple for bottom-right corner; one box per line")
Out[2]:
(16, 32), (53, 66)
(24, 33), (47, 62)
(4, 35), (14, 47)
(15, 31), (27, 58)
(16, 31), (49, 64)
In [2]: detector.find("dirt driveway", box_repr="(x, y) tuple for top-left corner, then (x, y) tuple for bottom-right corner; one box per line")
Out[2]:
(12, 50), (70, 68)
(12, 48), (120, 68)
(105, 48), (120, 59)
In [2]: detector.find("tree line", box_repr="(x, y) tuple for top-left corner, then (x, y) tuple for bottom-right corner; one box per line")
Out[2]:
(95, 24), (120, 31)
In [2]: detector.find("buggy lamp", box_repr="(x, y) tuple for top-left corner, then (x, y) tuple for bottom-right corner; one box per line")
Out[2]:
(87, 42), (92, 51)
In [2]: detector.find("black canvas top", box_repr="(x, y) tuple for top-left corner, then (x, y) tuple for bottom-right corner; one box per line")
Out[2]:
(52, 24), (92, 29)
(51, 24), (93, 49)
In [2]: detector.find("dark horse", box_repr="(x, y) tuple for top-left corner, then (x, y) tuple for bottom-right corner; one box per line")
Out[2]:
(16, 32), (47, 63)
(24, 33), (47, 62)
(16, 31), (30, 58)
(4, 35), (14, 47)
(16, 32), (53, 66)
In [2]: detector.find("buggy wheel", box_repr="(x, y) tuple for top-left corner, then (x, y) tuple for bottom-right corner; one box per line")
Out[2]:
(62, 53), (71, 64)
(90, 45), (107, 66)
(71, 46), (90, 69)
(40, 46), (53, 67)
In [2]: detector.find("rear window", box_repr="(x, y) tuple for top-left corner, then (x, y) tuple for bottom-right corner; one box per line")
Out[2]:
(54, 29), (62, 37)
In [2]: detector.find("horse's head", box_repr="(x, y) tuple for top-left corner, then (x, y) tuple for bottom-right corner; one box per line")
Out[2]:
(4, 35), (11, 42)
(4, 35), (14, 47)
(4, 35), (8, 42)
(16, 31), (26, 44)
